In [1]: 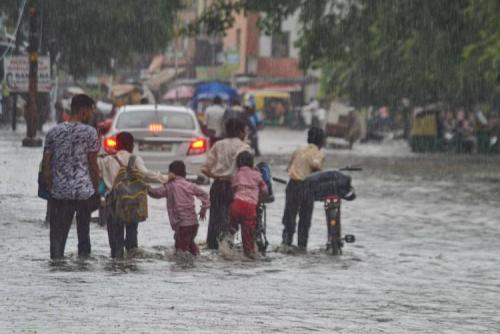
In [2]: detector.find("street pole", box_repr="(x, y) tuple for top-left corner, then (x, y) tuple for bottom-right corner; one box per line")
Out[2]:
(11, 0), (23, 131)
(23, 0), (42, 147)
(173, 19), (180, 105)
(174, 31), (178, 104)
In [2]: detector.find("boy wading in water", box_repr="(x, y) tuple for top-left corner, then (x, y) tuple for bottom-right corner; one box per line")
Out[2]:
(148, 161), (209, 255)
(281, 127), (326, 251)
(202, 118), (251, 250)
(229, 151), (268, 259)
(98, 131), (167, 258)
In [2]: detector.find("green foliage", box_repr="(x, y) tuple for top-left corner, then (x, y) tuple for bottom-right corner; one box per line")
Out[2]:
(463, 0), (500, 92)
(189, 0), (500, 109)
(298, 0), (482, 108)
(1, 0), (183, 78)
(183, 0), (302, 37)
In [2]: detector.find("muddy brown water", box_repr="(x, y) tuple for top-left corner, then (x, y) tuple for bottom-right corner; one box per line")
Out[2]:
(1, 128), (499, 333)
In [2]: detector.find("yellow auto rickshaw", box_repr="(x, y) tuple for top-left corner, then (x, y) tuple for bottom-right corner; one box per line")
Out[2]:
(409, 105), (440, 152)
(245, 90), (291, 126)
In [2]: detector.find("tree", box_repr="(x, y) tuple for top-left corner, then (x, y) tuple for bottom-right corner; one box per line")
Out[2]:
(182, 0), (302, 37)
(463, 0), (500, 103)
(1, 0), (183, 78)
(303, 0), (482, 108)
(188, 0), (500, 110)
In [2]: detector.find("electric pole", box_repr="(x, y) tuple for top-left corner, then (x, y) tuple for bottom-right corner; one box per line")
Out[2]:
(11, 0), (23, 131)
(22, 0), (42, 147)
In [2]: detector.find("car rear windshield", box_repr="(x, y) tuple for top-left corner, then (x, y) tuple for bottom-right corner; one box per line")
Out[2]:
(116, 109), (196, 130)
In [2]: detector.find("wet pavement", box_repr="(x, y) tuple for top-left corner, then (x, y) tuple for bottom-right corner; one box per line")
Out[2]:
(1, 126), (499, 333)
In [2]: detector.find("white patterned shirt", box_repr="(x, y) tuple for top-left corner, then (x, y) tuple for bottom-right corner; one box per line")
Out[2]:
(44, 122), (100, 200)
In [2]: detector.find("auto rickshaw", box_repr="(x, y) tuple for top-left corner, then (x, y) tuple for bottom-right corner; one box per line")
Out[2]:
(111, 84), (143, 107)
(245, 90), (291, 126)
(409, 106), (441, 152)
(409, 105), (492, 153)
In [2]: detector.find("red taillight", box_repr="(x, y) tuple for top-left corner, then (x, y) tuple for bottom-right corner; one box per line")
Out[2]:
(324, 196), (340, 204)
(187, 138), (208, 155)
(149, 123), (163, 133)
(104, 136), (117, 153)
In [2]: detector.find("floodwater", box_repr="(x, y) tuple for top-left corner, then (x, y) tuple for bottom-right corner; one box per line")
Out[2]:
(1, 127), (499, 333)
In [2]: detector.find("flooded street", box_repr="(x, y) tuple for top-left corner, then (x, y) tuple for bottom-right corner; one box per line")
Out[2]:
(1, 127), (500, 333)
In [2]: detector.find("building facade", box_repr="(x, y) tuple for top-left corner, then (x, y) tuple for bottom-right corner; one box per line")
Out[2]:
(223, 11), (304, 79)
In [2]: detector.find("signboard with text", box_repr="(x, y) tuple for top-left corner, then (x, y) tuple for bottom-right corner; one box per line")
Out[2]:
(225, 51), (240, 65)
(3, 56), (52, 93)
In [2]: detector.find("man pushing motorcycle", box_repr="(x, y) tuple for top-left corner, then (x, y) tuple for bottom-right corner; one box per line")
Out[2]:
(281, 127), (326, 251)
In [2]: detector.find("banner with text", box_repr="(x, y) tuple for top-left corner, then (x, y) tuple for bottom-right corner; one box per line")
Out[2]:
(3, 56), (52, 93)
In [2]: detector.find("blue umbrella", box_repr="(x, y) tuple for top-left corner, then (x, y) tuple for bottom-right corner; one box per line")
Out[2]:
(191, 81), (238, 109)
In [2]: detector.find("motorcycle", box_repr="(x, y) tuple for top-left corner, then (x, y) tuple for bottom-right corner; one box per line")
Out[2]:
(273, 166), (360, 255)
(322, 188), (356, 255)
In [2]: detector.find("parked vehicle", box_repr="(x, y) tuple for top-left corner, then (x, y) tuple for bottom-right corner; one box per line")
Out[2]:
(245, 90), (292, 126)
(363, 106), (405, 142)
(325, 101), (364, 149)
(102, 104), (208, 182)
(409, 106), (440, 152)
(410, 106), (499, 153)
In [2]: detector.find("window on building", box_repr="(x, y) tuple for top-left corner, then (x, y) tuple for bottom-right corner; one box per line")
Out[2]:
(271, 31), (290, 58)
(236, 28), (241, 50)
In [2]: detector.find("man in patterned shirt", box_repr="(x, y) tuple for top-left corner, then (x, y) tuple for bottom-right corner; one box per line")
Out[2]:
(42, 94), (100, 259)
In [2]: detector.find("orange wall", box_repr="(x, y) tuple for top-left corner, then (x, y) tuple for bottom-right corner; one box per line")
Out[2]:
(245, 15), (259, 57)
(224, 13), (259, 73)
(224, 13), (302, 78)
(257, 57), (304, 78)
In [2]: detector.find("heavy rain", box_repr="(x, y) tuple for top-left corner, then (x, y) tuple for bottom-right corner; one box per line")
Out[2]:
(1, 1), (499, 333)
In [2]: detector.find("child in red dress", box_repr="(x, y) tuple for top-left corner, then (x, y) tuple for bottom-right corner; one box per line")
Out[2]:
(229, 151), (268, 258)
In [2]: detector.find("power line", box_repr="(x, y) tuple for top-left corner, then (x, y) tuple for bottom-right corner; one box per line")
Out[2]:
(0, 0), (28, 61)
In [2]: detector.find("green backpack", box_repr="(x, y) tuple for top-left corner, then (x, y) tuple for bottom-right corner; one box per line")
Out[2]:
(110, 155), (148, 224)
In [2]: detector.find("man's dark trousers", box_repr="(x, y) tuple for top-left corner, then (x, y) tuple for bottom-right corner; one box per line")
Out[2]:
(207, 179), (233, 249)
(49, 198), (92, 259)
(281, 179), (314, 248)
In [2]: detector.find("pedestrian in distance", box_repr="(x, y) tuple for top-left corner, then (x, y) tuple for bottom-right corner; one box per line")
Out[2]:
(228, 151), (268, 259)
(222, 96), (245, 135)
(201, 118), (252, 250)
(148, 161), (210, 256)
(98, 131), (168, 258)
(281, 127), (326, 251)
(204, 95), (226, 147)
(42, 94), (100, 259)
(243, 100), (262, 157)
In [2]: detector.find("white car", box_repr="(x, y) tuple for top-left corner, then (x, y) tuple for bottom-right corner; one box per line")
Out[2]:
(102, 104), (208, 182)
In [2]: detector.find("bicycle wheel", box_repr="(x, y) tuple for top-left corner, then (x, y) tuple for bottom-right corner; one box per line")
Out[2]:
(255, 204), (268, 255)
